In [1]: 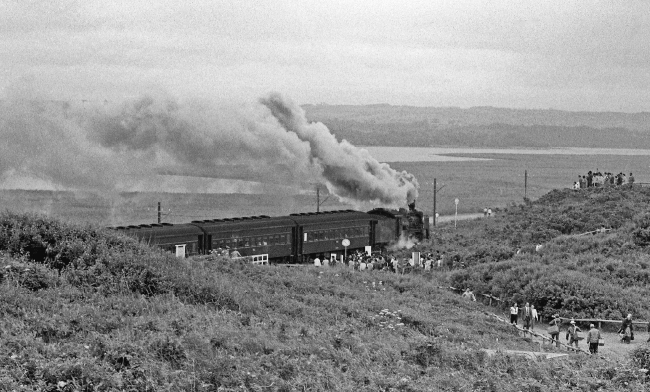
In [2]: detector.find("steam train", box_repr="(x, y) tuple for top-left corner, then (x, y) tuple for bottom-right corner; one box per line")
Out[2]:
(111, 204), (429, 263)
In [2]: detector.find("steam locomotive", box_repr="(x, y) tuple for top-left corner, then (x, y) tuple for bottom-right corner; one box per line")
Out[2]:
(111, 204), (428, 263)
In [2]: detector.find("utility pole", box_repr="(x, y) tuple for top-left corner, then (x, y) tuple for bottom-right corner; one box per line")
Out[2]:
(157, 202), (161, 224)
(433, 179), (437, 227)
(316, 186), (320, 213)
(524, 170), (528, 200)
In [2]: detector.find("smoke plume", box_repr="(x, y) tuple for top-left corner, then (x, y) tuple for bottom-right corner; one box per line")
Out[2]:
(0, 92), (418, 208)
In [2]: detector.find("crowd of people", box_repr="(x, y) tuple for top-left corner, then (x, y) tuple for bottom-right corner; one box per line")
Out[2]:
(311, 250), (449, 273)
(573, 170), (635, 189)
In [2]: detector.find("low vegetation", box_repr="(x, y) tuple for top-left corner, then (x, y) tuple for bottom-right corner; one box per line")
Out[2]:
(425, 186), (650, 322)
(2, 185), (650, 391)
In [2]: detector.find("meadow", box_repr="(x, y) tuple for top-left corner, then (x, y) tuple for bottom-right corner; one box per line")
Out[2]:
(2, 207), (650, 391)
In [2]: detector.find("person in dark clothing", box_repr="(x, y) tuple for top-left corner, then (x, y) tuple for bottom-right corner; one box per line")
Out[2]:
(587, 171), (593, 187)
(587, 324), (601, 354)
(548, 314), (561, 348)
(619, 314), (634, 343)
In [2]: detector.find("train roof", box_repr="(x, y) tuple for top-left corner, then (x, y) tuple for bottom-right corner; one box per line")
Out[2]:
(287, 210), (374, 224)
(366, 208), (407, 219)
(112, 223), (203, 235)
(190, 215), (296, 230)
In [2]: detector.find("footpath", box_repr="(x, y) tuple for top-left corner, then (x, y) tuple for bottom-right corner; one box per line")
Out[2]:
(487, 309), (645, 361)
(443, 286), (646, 361)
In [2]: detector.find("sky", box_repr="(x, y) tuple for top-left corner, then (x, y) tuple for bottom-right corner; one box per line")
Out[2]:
(1, 0), (649, 112)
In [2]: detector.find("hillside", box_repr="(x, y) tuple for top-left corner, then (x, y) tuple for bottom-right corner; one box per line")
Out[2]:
(303, 104), (650, 148)
(425, 185), (650, 323)
(2, 211), (650, 390)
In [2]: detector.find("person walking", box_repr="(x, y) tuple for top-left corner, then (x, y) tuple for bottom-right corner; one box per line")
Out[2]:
(586, 324), (601, 354)
(566, 320), (582, 350)
(548, 314), (561, 348)
(510, 303), (519, 325)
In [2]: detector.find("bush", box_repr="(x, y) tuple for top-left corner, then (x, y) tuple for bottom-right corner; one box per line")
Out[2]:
(631, 346), (650, 369)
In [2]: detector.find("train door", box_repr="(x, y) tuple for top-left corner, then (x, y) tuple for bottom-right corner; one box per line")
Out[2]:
(369, 220), (377, 246)
(292, 226), (301, 263)
(198, 235), (204, 254)
(206, 235), (212, 254)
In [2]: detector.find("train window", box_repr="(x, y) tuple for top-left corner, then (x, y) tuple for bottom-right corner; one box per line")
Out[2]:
(276, 235), (283, 245)
(256, 237), (262, 246)
(281, 234), (287, 244)
(262, 236), (268, 246)
(323, 230), (329, 240)
(244, 238), (250, 247)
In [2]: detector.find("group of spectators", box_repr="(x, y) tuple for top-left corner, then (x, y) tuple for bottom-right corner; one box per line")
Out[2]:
(509, 305), (650, 354)
(508, 303), (604, 354)
(312, 250), (450, 274)
(573, 170), (635, 189)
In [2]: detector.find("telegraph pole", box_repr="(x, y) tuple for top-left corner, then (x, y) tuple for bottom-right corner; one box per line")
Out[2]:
(524, 170), (528, 200)
(157, 202), (161, 223)
(316, 186), (320, 213)
(433, 179), (437, 227)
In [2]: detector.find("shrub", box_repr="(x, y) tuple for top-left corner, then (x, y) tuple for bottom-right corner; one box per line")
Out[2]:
(631, 346), (650, 369)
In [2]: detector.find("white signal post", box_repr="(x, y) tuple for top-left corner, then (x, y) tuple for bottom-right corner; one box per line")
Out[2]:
(342, 238), (350, 261)
(454, 198), (459, 228)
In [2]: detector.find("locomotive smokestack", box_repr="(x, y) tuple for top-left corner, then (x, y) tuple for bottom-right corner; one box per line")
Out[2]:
(408, 200), (416, 211)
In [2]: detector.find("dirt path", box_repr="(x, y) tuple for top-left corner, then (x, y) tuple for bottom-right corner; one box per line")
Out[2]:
(521, 328), (646, 361)
(486, 310), (648, 361)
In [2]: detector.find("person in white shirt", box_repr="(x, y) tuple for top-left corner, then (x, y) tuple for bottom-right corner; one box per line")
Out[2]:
(510, 303), (519, 325)
(314, 257), (321, 267)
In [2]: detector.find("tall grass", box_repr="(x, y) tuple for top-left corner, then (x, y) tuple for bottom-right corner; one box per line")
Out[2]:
(1, 210), (649, 390)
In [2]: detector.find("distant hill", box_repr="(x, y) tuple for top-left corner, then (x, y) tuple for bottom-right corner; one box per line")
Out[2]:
(303, 104), (650, 148)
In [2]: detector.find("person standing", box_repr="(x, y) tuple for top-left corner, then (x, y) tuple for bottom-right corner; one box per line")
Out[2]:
(462, 288), (476, 302)
(629, 173), (635, 186)
(579, 176), (586, 189)
(313, 256), (321, 267)
(587, 171), (593, 187)
(530, 305), (538, 331)
(566, 320), (582, 349)
(523, 303), (532, 331)
(549, 314), (561, 347)
(510, 303), (519, 325)
(619, 314), (634, 343)
(587, 324), (601, 354)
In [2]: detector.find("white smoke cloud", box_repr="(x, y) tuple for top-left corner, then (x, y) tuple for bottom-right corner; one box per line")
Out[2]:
(0, 91), (418, 207)
(388, 232), (418, 251)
